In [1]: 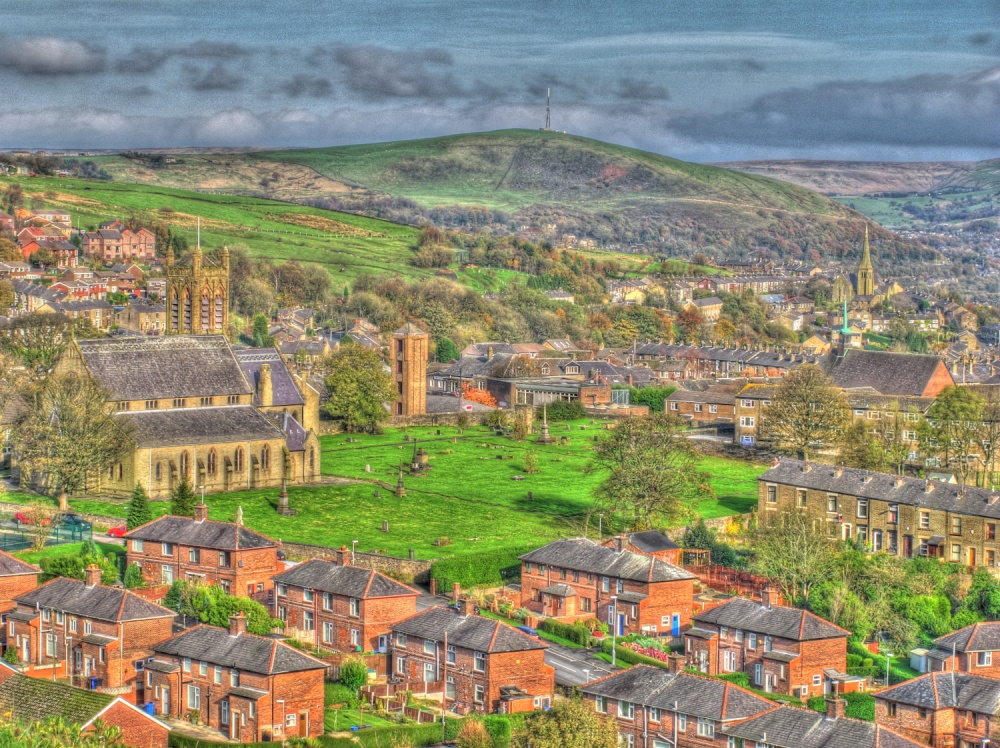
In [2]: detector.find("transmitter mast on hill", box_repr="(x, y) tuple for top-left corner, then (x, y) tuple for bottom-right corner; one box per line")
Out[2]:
(543, 88), (551, 131)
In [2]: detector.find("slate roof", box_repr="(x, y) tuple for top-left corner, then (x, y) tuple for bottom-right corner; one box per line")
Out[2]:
(152, 625), (325, 674)
(519, 538), (694, 583)
(235, 348), (305, 408)
(692, 597), (848, 641)
(0, 550), (39, 578)
(825, 349), (952, 396)
(761, 459), (1000, 522)
(877, 672), (1000, 715)
(394, 322), (428, 336)
(624, 530), (679, 554)
(268, 410), (308, 452)
(0, 666), (115, 727)
(392, 607), (547, 654)
(120, 405), (285, 448)
(934, 622), (1000, 653)
(692, 296), (723, 308)
(74, 335), (253, 401)
(272, 560), (418, 599)
(126, 515), (276, 550)
(581, 667), (773, 722)
(14, 577), (175, 623)
(666, 389), (737, 406)
(721, 705), (924, 748)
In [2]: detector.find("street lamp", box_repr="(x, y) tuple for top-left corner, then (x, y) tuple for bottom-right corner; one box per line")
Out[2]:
(884, 651), (893, 687)
(610, 595), (618, 667)
(199, 485), (205, 504)
(352, 540), (358, 564)
(598, 514), (603, 541)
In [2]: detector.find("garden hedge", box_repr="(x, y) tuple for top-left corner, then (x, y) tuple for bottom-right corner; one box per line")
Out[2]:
(539, 618), (591, 646)
(430, 545), (534, 590)
(600, 638), (670, 669)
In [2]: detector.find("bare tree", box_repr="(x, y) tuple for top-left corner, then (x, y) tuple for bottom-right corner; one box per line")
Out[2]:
(761, 365), (849, 459)
(747, 511), (839, 604)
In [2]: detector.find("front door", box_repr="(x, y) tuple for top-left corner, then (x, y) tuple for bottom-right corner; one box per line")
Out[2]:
(617, 613), (626, 636)
(298, 713), (307, 737)
(378, 635), (389, 653)
(229, 712), (240, 740)
(764, 673), (774, 693)
(969, 547), (978, 566)
(671, 614), (680, 637)
(903, 535), (913, 559)
(161, 686), (170, 715)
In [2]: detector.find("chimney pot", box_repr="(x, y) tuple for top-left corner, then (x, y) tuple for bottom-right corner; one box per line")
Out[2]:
(825, 696), (846, 721)
(894, 476), (905, 488)
(335, 545), (350, 566)
(990, 495), (999, 506)
(925, 480), (935, 493)
(834, 466), (843, 478)
(802, 461), (812, 473)
(229, 613), (247, 637)
(84, 564), (102, 588)
(615, 534), (626, 553)
(193, 503), (208, 522)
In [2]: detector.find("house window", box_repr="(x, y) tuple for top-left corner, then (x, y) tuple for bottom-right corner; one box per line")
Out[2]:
(857, 525), (868, 546)
(595, 696), (607, 713)
(350, 598), (360, 617)
(741, 399), (754, 408)
(474, 685), (485, 703)
(888, 504), (899, 523)
(173, 398), (186, 408)
(219, 551), (231, 568)
(200, 397), (212, 407)
(161, 566), (174, 585)
(323, 622), (334, 644)
(747, 633), (756, 649)
(162, 543), (174, 556)
(827, 494), (837, 513)
(694, 403), (703, 413)
(649, 707), (660, 722)
(616, 579), (624, 594)
(234, 447), (244, 472)
(145, 400), (156, 410)
(199, 661), (207, 676)
(872, 530), (883, 553)
(602, 577), (610, 593)
(424, 639), (435, 654)
(857, 499), (868, 519)
(766, 486), (777, 504)
(179, 451), (189, 477)
(231, 670), (240, 687)
(952, 516), (963, 536)
(920, 512), (930, 530)
(187, 685), (200, 710)
(797, 489), (807, 507)
(276, 584), (287, 597)
(812, 674), (822, 686)
(763, 636), (772, 653)
(214, 666), (222, 684)
(474, 651), (486, 672)
(207, 449), (217, 476)
(84, 621), (92, 635)
(709, 404), (718, 414)
(739, 416), (755, 428)
(69, 619), (77, 634)
(670, 402), (678, 411)
(351, 629), (361, 647)
(396, 633), (407, 647)
(285, 713), (296, 728)
(887, 702), (897, 717)
(989, 524), (997, 541)
(188, 548), (200, 563)
(182, 657), (191, 672)
(697, 718), (715, 737)
(581, 597), (592, 613)
(303, 588), (314, 602)
(677, 714), (687, 731)
(979, 651), (992, 667)
(618, 701), (635, 719)
(303, 612), (314, 631)
(132, 539), (144, 552)
(323, 593), (332, 611)
(261, 445), (270, 471)
(735, 629), (744, 643)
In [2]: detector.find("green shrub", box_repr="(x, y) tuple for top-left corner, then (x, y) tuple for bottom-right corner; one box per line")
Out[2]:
(716, 672), (749, 688)
(123, 562), (144, 589)
(539, 619), (591, 646)
(2, 647), (18, 665)
(431, 545), (534, 590)
(339, 656), (369, 694)
(541, 400), (586, 421)
(807, 696), (827, 712)
(843, 692), (876, 721)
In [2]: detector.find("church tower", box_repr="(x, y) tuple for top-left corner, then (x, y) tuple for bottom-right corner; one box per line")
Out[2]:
(392, 323), (429, 416)
(165, 225), (229, 335)
(856, 225), (875, 297)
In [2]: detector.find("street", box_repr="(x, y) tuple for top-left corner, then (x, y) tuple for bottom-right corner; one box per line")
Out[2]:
(543, 641), (621, 687)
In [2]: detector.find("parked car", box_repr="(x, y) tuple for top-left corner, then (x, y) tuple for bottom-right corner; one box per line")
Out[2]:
(13, 511), (50, 527)
(55, 513), (91, 529)
(516, 625), (540, 638)
(107, 525), (127, 538)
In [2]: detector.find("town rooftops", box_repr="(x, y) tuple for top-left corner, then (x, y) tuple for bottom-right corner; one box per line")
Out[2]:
(933, 622), (1000, 655)
(692, 597), (848, 641)
(152, 624), (325, 674)
(692, 296), (723, 308)
(126, 515), (276, 550)
(519, 538), (694, 583)
(761, 459), (1000, 521)
(15, 577), (175, 623)
(118, 405), (286, 448)
(272, 559), (418, 599)
(234, 348), (306, 408)
(0, 550), (38, 578)
(877, 672), (1000, 714)
(392, 607), (547, 654)
(581, 666), (773, 722)
(721, 705), (923, 748)
(72, 335), (253, 401)
(825, 349), (952, 396)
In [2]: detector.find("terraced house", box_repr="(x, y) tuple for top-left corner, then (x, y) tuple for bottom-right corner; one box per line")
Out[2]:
(759, 458), (1000, 566)
(519, 538), (695, 637)
(923, 622), (1000, 677)
(271, 557), (419, 653)
(719, 703), (923, 748)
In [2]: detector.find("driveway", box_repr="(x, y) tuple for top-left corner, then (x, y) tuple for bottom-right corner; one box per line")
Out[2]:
(544, 642), (621, 687)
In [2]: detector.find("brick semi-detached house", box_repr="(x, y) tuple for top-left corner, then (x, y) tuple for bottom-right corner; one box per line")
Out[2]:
(666, 387), (737, 425)
(0, 550), (40, 646)
(146, 614), (326, 742)
(390, 603), (555, 715)
(272, 557), (418, 653)
(519, 538), (695, 637)
(684, 594), (854, 698)
(924, 621), (1000, 676)
(8, 566), (175, 698)
(125, 504), (279, 598)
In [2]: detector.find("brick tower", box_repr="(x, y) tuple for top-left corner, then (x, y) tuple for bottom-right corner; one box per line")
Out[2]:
(392, 323), (428, 416)
(165, 243), (229, 335)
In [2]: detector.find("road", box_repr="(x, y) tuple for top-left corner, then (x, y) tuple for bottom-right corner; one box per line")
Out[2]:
(544, 641), (621, 687)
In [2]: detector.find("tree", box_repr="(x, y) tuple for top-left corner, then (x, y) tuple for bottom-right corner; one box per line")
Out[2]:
(123, 562), (145, 589)
(163, 580), (282, 634)
(251, 314), (273, 348)
(14, 374), (132, 511)
(30, 246), (55, 268)
(170, 478), (197, 517)
(840, 402), (914, 475)
(511, 699), (619, 748)
(24, 497), (55, 552)
(713, 318), (736, 345)
(126, 483), (152, 530)
(0, 238), (20, 262)
(0, 279), (12, 311)
(976, 394), (1000, 487)
(920, 385), (985, 485)
(678, 306), (704, 342)
(435, 337), (460, 363)
(747, 512), (838, 604)
(322, 346), (396, 433)
(523, 451), (539, 474)
(0, 716), (123, 748)
(760, 365), (849, 459)
(339, 656), (369, 693)
(592, 412), (710, 529)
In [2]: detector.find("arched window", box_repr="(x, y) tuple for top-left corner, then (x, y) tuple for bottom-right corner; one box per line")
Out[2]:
(234, 448), (244, 473)
(207, 449), (217, 476)
(261, 445), (270, 471)
(155, 462), (162, 481)
(180, 451), (190, 477)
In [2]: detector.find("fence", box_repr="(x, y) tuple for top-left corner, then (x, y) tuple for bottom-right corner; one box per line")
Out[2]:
(0, 523), (92, 553)
(685, 564), (780, 602)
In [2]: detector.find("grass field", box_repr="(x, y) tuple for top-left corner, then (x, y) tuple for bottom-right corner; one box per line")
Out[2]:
(15, 541), (124, 566)
(836, 188), (1000, 229)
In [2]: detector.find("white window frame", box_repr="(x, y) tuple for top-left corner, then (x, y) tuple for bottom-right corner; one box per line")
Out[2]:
(697, 718), (715, 737)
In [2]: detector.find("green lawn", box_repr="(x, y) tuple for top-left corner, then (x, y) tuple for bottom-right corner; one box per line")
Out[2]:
(15, 541), (125, 566)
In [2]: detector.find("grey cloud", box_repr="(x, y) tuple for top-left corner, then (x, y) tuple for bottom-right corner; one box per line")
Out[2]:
(969, 32), (994, 45)
(0, 36), (106, 75)
(123, 85), (154, 97)
(176, 41), (250, 59)
(183, 63), (245, 92)
(332, 45), (463, 100)
(115, 47), (170, 74)
(524, 74), (586, 100)
(671, 66), (1000, 148)
(279, 74), (333, 98)
(613, 78), (669, 101)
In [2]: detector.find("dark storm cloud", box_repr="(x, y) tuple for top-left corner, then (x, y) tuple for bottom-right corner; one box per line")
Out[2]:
(114, 40), (250, 74)
(330, 45), (463, 100)
(613, 78), (669, 101)
(115, 47), (171, 73)
(183, 63), (245, 92)
(524, 74), (585, 99)
(671, 67), (1000, 148)
(0, 36), (106, 75)
(279, 74), (333, 98)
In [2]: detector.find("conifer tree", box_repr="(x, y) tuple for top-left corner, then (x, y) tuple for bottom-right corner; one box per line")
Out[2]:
(170, 478), (197, 517)
(126, 483), (152, 530)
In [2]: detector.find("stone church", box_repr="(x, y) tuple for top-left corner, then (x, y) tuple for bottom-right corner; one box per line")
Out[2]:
(832, 226), (902, 310)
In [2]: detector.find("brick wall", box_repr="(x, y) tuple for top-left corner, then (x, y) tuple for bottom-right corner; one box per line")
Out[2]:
(87, 700), (169, 748)
(280, 541), (432, 584)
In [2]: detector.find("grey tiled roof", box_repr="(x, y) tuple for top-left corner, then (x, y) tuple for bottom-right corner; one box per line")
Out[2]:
(153, 625), (325, 674)
(15, 578), (175, 623)
(0, 667), (115, 727)
(0, 550), (38, 578)
(272, 560), (418, 599)
(624, 531), (679, 554)
(666, 389), (737, 406)
(761, 459), (1000, 521)
(392, 607), (546, 654)
(235, 348), (305, 408)
(934, 622), (1000, 653)
(825, 349), (951, 396)
(721, 706), (924, 748)
(581, 667), (773, 722)
(539, 584), (576, 597)
(267, 410), (308, 452)
(126, 515), (276, 550)
(74, 335), (252, 401)
(519, 538), (694, 583)
(692, 598), (848, 641)
(877, 672), (1000, 714)
(120, 405), (285, 448)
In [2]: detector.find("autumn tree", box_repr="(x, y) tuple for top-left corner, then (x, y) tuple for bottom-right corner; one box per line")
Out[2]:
(0, 238), (21, 262)
(511, 699), (619, 748)
(919, 385), (984, 485)
(677, 306), (704, 343)
(713, 317), (736, 345)
(761, 365), (849, 459)
(748, 511), (839, 604)
(322, 345), (396, 433)
(14, 374), (132, 510)
(592, 412), (710, 529)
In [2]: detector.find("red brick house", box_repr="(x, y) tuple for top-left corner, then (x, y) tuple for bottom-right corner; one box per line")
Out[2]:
(125, 504), (280, 598)
(0, 211), (14, 234)
(145, 614), (326, 742)
(684, 595), (853, 698)
(519, 538), (696, 637)
(390, 603), (554, 715)
(272, 558), (418, 654)
(0, 662), (169, 748)
(0, 551), (39, 645)
(722, 703), (923, 748)
(8, 566), (175, 695)
(599, 532), (681, 566)
(875, 672), (1000, 748)
(924, 621), (1000, 676)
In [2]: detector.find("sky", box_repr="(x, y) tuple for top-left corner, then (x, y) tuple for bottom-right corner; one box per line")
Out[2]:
(1, 0), (999, 162)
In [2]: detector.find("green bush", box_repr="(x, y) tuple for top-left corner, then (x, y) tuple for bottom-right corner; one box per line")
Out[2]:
(339, 657), (369, 694)
(715, 672), (750, 688)
(539, 619), (591, 646)
(431, 545), (534, 590)
(541, 400), (586, 421)
(843, 692), (876, 721)
(807, 696), (827, 712)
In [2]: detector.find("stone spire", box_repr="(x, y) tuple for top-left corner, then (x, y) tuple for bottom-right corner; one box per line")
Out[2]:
(856, 225), (875, 296)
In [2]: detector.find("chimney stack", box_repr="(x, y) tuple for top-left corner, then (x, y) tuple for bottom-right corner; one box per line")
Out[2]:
(334, 545), (351, 566)
(761, 587), (779, 609)
(825, 696), (846, 721)
(802, 462), (812, 473)
(194, 503), (208, 522)
(834, 466), (843, 478)
(894, 476), (905, 489)
(989, 495), (1000, 506)
(667, 653), (684, 674)
(258, 363), (273, 408)
(925, 480), (935, 494)
(458, 597), (475, 618)
(615, 534), (626, 552)
(84, 564), (102, 588)
(229, 613), (247, 637)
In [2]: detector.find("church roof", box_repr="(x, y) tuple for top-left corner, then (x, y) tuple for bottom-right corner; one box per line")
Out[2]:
(119, 405), (284, 448)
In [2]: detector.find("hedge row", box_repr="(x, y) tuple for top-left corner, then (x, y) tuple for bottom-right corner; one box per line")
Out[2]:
(847, 642), (915, 685)
(539, 618), (591, 646)
(806, 692), (876, 722)
(430, 545), (534, 590)
(599, 638), (670, 669)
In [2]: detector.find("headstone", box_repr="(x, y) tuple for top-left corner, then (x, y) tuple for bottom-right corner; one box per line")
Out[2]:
(527, 491), (533, 501)
(409, 548), (415, 560)
(560, 437), (568, 445)
(365, 464), (372, 472)
(382, 520), (389, 533)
